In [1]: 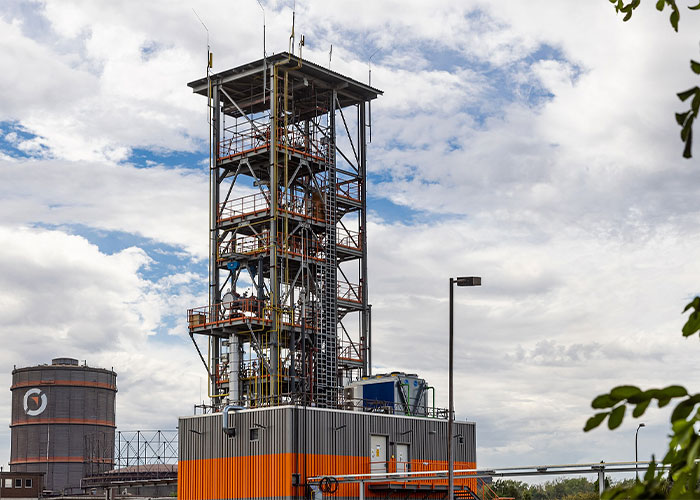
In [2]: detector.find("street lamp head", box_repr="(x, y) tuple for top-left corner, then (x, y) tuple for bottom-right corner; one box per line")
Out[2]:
(455, 276), (481, 287)
(639, 423), (646, 428)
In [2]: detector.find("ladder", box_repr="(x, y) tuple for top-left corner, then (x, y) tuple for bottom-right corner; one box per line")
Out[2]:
(316, 112), (338, 408)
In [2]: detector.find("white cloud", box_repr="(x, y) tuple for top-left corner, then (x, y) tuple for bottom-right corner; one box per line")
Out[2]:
(0, 226), (204, 459)
(0, 158), (209, 257)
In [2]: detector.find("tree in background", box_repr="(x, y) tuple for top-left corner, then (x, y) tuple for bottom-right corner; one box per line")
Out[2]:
(491, 479), (532, 500)
(491, 478), (604, 500)
(608, 0), (700, 157)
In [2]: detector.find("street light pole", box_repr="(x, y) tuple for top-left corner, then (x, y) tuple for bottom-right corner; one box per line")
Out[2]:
(635, 423), (645, 481)
(448, 278), (454, 500)
(448, 276), (481, 500)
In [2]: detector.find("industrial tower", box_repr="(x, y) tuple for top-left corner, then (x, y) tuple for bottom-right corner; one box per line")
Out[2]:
(187, 51), (381, 410)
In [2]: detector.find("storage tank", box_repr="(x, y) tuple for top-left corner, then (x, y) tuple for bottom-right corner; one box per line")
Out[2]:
(10, 358), (117, 493)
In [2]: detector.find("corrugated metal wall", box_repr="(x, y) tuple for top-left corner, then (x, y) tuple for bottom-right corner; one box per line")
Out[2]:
(9, 360), (117, 493)
(179, 406), (476, 500)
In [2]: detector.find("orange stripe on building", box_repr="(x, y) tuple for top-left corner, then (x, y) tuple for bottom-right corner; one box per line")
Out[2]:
(11, 418), (115, 427)
(177, 454), (476, 500)
(11, 380), (117, 391)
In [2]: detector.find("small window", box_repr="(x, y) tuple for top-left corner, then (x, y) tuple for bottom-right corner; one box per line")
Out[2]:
(4, 478), (12, 488)
(25, 479), (32, 488)
(15, 479), (22, 488)
(250, 427), (259, 441)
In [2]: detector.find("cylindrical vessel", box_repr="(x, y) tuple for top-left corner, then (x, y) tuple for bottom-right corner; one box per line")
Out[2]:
(10, 358), (117, 493)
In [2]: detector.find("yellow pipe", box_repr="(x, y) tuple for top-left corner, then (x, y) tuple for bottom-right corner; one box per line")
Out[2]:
(264, 48), (303, 405)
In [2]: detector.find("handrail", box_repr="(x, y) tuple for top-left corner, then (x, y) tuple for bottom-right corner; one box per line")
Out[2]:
(188, 283), (361, 330)
(218, 183), (361, 224)
(337, 227), (361, 251)
(217, 230), (360, 264)
(218, 125), (328, 163)
(188, 298), (320, 331)
(218, 231), (325, 262)
(337, 280), (362, 303)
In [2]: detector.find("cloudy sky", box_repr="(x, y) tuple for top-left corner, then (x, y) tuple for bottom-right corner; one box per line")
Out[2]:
(1, 0), (700, 480)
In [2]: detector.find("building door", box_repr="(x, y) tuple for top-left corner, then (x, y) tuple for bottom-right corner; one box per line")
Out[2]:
(369, 435), (387, 474)
(396, 443), (410, 474)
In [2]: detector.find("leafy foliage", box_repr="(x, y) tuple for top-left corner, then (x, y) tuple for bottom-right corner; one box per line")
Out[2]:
(598, 462), (672, 498)
(584, 297), (700, 498)
(491, 479), (532, 500)
(491, 478), (617, 500)
(608, 0), (700, 157)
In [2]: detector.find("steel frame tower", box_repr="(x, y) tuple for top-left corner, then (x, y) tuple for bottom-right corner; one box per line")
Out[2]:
(187, 52), (381, 410)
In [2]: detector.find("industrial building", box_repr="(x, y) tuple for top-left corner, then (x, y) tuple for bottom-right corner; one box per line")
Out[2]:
(0, 471), (45, 500)
(179, 405), (476, 499)
(179, 49), (479, 499)
(10, 358), (117, 494)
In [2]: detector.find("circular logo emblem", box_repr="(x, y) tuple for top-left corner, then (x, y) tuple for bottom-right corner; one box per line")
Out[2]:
(23, 388), (47, 416)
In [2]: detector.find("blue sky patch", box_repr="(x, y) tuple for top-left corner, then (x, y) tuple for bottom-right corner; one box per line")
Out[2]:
(0, 121), (48, 159)
(128, 147), (208, 170)
(33, 222), (206, 282)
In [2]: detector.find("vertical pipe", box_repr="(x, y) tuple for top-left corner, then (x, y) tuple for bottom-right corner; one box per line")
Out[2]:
(368, 304), (372, 376)
(359, 102), (369, 378)
(635, 431), (639, 481)
(270, 67), (279, 402)
(283, 69), (291, 402)
(209, 82), (221, 406)
(229, 335), (240, 403)
(448, 278), (454, 499)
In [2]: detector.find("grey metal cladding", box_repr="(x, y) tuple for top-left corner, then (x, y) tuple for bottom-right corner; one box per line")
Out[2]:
(179, 406), (476, 464)
(11, 387), (115, 423)
(9, 362), (117, 492)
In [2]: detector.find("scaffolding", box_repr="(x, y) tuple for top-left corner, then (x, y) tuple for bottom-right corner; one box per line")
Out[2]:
(186, 52), (381, 410)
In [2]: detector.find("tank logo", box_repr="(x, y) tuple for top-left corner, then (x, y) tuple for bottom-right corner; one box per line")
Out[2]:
(23, 388), (47, 416)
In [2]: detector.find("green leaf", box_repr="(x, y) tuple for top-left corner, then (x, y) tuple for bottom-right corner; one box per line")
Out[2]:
(688, 439), (700, 468)
(608, 405), (625, 429)
(658, 396), (672, 408)
(610, 385), (642, 399)
(691, 60), (700, 75)
(682, 310), (700, 336)
(689, 0), (700, 10)
(592, 393), (621, 409)
(670, 9), (680, 31)
(681, 120), (692, 141)
(676, 111), (691, 126)
(670, 400), (696, 422)
(678, 87), (699, 102)
(584, 412), (608, 431)
(623, 9), (633, 21)
(671, 417), (693, 435)
(656, 0), (665, 9)
(627, 390), (653, 404)
(682, 127), (693, 158)
(659, 385), (688, 398)
(633, 399), (651, 418)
